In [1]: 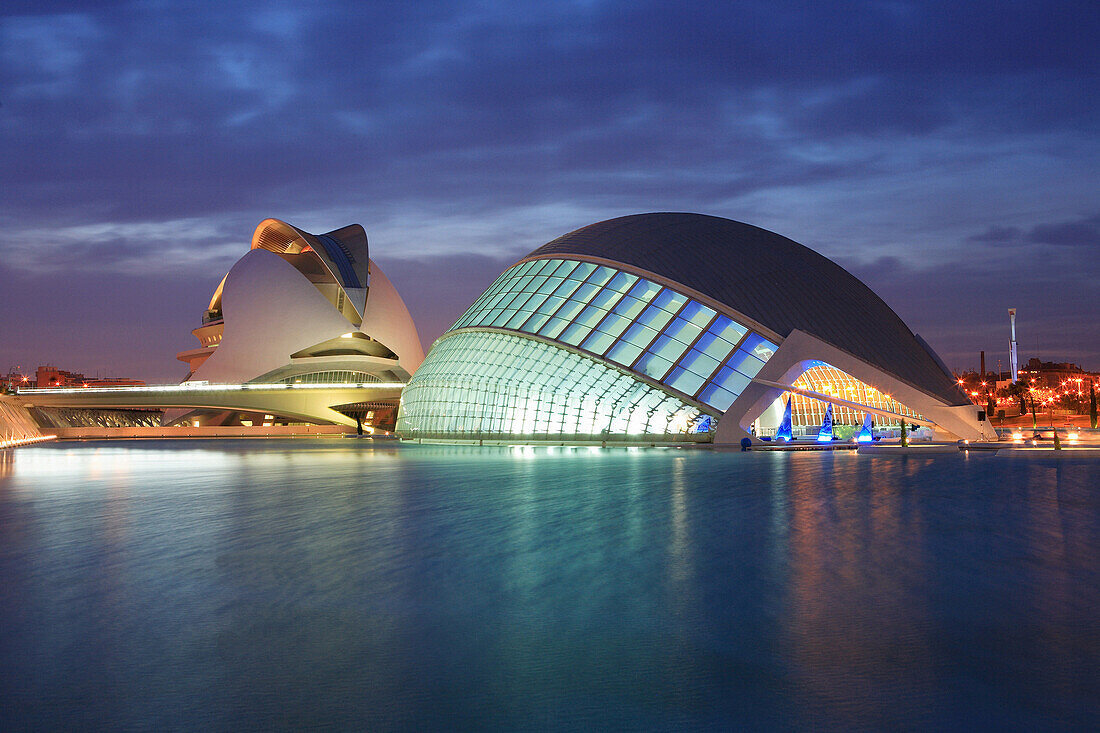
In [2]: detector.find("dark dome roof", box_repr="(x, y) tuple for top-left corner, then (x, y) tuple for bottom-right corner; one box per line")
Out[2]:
(528, 213), (968, 406)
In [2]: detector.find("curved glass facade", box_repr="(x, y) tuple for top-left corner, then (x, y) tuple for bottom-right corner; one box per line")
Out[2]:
(396, 331), (713, 442)
(398, 256), (782, 443)
(449, 258), (777, 411)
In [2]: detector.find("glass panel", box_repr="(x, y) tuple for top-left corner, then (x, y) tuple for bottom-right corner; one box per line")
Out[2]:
(713, 367), (751, 394)
(586, 266), (616, 288)
(679, 301), (717, 328)
(678, 348), (720, 378)
(698, 383), (736, 411)
(570, 281), (601, 304)
(696, 331), (736, 363)
(652, 289), (687, 314)
(611, 295), (646, 320)
(551, 278), (582, 300)
(538, 316), (571, 340)
(537, 276), (563, 294)
(606, 271), (638, 293)
(606, 340), (644, 366)
(551, 260), (577, 277)
(550, 298), (587, 324)
(589, 288), (622, 311)
(521, 312), (553, 334)
(628, 279), (662, 302)
(568, 262), (597, 281)
(559, 322), (591, 346)
(666, 367), (706, 396)
(709, 315), (747, 346)
(594, 313), (631, 339)
(635, 351), (673, 380)
(505, 308), (533, 329)
(534, 295), (565, 316)
(663, 318), (703, 346)
(621, 322), (659, 349)
(649, 334), (690, 363)
(740, 334), (779, 361)
(635, 304), (675, 332)
(574, 304), (609, 328)
(581, 330), (616, 355)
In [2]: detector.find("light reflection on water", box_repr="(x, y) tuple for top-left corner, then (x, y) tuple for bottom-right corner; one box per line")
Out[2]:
(0, 440), (1097, 730)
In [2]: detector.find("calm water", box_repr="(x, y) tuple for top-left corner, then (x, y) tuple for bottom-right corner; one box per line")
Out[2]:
(0, 440), (1097, 731)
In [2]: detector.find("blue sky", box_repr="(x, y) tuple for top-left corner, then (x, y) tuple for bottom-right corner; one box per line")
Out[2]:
(1, 1), (1097, 380)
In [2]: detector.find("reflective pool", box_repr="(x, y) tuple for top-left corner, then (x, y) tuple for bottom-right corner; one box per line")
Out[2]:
(0, 441), (1096, 729)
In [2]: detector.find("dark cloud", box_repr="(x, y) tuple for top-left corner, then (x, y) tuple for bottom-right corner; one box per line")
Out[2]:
(1026, 215), (1100, 247)
(968, 225), (1020, 244)
(1, 0), (1098, 375)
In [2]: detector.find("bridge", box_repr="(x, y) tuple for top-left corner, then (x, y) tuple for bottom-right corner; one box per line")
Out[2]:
(15, 382), (405, 428)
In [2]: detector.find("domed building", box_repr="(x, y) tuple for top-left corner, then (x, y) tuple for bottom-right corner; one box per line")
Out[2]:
(396, 213), (991, 444)
(170, 218), (423, 429)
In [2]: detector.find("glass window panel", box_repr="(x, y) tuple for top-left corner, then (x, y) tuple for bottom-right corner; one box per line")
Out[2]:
(575, 304), (608, 328)
(635, 351), (674, 380)
(735, 352), (766, 378)
(528, 259), (555, 276)
(650, 334), (689, 362)
(679, 348), (720, 378)
(713, 366), (751, 394)
(539, 316), (571, 339)
(507, 291), (539, 312)
(695, 331), (735, 363)
(710, 315), (747, 346)
(622, 322), (659, 349)
(628, 279), (662, 302)
(606, 271), (638, 293)
(739, 333), (779, 361)
(520, 312), (552, 334)
(537, 276), (563, 294)
(551, 260), (577, 277)
(559, 322), (592, 346)
(586, 266), (616, 287)
(490, 309), (514, 327)
(595, 313), (631, 339)
(568, 262), (598, 281)
(535, 295), (565, 315)
(570, 281), (601, 304)
(523, 276), (548, 293)
(698, 383), (737, 412)
(652, 289), (688, 314)
(551, 278), (582, 300)
(663, 318), (703, 346)
(679, 301), (717, 328)
(606, 340), (644, 366)
(505, 309), (533, 329)
(611, 295), (645, 320)
(550, 298), (587, 324)
(635, 304), (675, 332)
(667, 367), (706, 396)
(589, 288), (622, 311)
(581, 330), (616, 355)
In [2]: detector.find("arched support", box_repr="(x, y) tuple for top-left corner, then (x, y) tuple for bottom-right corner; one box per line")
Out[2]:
(714, 329), (995, 444)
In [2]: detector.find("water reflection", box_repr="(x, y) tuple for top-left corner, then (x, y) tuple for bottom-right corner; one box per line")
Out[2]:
(0, 441), (1096, 729)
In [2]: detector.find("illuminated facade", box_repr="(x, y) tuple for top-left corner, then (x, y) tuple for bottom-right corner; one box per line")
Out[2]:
(169, 219), (423, 429)
(398, 213), (992, 444)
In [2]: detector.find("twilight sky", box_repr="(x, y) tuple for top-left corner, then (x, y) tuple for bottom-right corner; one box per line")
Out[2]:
(1, 1), (1098, 381)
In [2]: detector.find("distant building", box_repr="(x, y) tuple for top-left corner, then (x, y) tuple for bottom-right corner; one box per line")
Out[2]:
(1018, 358), (1092, 390)
(34, 365), (145, 389)
(2, 368), (34, 391)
